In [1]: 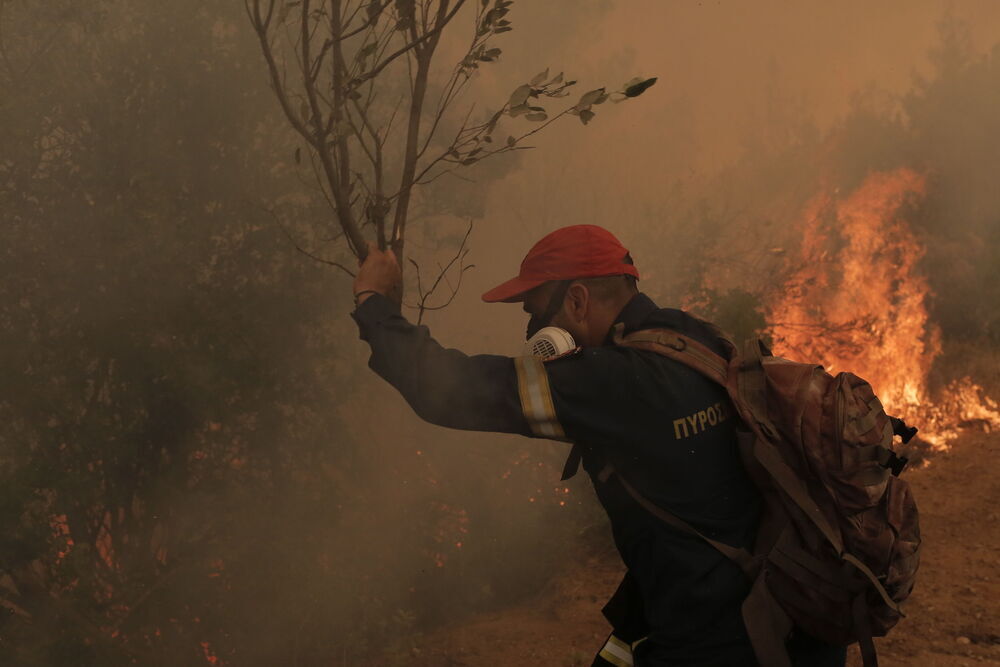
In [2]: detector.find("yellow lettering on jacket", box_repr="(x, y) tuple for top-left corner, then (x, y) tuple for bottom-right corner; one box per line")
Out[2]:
(672, 402), (731, 440)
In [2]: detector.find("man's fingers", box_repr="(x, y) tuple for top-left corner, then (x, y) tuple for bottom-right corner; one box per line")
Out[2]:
(360, 241), (381, 266)
(358, 242), (370, 266)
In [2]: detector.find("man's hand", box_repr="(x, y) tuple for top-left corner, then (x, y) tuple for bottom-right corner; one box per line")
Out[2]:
(354, 242), (402, 306)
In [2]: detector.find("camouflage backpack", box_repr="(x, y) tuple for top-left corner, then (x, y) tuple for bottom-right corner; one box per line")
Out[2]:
(604, 325), (921, 667)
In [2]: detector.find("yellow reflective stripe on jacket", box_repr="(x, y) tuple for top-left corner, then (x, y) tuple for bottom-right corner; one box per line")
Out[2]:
(598, 634), (634, 667)
(514, 356), (566, 439)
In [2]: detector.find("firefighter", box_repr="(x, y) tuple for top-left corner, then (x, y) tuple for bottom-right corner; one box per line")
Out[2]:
(351, 225), (845, 667)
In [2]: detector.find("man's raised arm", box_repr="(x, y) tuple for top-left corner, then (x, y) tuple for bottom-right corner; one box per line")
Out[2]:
(351, 244), (536, 435)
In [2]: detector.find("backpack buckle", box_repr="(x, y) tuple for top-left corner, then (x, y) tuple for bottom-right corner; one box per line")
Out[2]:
(889, 416), (918, 444)
(882, 450), (909, 477)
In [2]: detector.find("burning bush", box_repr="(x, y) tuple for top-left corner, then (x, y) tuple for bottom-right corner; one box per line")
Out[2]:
(767, 167), (999, 451)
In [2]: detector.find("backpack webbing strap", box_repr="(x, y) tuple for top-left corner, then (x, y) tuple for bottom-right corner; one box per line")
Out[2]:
(853, 591), (879, 667)
(742, 573), (794, 667)
(561, 444), (583, 480)
(842, 553), (902, 615)
(850, 397), (888, 440)
(737, 338), (778, 430)
(745, 432), (846, 555)
(604, 464), (759, 578)
(612, 326), (729, 387)
(767, 548), (852, 603)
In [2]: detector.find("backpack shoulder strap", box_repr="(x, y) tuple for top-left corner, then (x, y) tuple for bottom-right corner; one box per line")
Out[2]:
(611, 324), (730, 386)
(600, 461), (760, 578)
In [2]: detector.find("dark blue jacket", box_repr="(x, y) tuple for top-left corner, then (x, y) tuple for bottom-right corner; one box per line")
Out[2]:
(353, 292), (762, 664)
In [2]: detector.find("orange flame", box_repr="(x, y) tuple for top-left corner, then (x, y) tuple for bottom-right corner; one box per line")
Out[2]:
(767, 168), (1000, 450)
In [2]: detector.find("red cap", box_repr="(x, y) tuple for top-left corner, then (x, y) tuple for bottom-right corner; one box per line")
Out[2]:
(482, 225), (639, 303)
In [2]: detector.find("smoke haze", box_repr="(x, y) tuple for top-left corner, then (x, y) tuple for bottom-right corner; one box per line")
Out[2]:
(4, 1), (1000, 664)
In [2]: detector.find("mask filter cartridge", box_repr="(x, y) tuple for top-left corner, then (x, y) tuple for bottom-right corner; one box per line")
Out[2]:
(524, 326), (576, 359)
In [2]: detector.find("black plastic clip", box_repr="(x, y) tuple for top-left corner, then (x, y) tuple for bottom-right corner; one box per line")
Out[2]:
(889, 416), (918, 444)
(883, 450), (909, 477)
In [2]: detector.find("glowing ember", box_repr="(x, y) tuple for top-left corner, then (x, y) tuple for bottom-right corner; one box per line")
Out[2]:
(767, 168), (1000, 451)
(51, 514), (74, 561)
(200, 640), (220, 665)
(426, 502), (469, 568)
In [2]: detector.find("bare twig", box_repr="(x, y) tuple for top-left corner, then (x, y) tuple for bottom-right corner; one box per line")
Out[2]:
(347, 0), (466, 93)
(266, 206), (357, 277)
(409, 219), (474, 323)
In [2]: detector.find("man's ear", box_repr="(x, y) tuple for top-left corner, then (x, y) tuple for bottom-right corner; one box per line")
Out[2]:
(564, 282), (590, 323)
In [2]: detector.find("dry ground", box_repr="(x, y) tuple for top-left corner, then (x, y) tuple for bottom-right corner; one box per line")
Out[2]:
(378, 429), (1000, 666)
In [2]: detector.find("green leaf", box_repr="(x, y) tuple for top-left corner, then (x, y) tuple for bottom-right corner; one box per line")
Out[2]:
(525, 112), (547, 121)
(576, 88), (606, 110)
(506, 135), (516, 147)
(461, 157), (478, 165)
(479, 6), (509, 34)
(508, 103), (530, 117)
(579, 109), (595, 125)
(530, 68), (549, 86)
(508, 84), (532, 108)
(624, 77), (657, 98)
(486, 109), (503, 133)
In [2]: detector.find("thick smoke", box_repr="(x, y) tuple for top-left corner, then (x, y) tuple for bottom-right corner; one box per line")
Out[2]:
(3, 1), (1000, 665)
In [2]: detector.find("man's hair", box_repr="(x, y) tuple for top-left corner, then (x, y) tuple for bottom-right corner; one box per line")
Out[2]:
(576, 274), (639, 303)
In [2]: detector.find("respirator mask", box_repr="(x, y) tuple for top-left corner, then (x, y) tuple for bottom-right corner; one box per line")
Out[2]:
(523, 280), (576, 358)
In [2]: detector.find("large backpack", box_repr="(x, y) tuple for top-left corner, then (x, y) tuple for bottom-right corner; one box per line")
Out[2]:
(604, 325), (921, 667)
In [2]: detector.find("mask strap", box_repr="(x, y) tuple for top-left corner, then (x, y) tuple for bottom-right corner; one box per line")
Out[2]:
(526, 279), (573, 340)
(539, 279), (573, 327)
